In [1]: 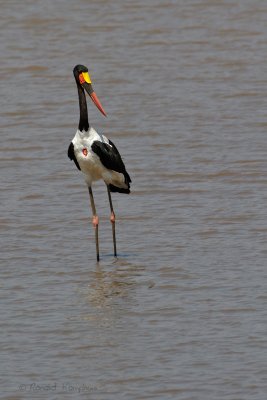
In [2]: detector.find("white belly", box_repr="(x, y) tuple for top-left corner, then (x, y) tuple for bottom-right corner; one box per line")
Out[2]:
(72, 127), (126, 187)
(78, 149), (105, 183)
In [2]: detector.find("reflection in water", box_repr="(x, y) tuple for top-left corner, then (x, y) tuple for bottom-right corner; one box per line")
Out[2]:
(87, 262), (135, 308)
(79, 261), (148, 330)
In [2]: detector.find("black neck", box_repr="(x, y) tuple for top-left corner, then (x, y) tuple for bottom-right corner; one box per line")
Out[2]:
(77, 83), (89, 132)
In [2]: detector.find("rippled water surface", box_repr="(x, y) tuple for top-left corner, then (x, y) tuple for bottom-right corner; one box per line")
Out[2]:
(1, 0), (267, 399)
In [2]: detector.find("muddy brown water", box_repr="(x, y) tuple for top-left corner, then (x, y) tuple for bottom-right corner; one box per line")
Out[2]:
(1, 0), (267, 399)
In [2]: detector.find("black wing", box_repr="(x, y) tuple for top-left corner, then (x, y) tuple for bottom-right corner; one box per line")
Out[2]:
(91, 139), (131, 184)
(67, 142), (81, 171)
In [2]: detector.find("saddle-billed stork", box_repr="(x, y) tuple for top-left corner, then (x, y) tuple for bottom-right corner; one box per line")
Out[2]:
(68, 64), (131, 261)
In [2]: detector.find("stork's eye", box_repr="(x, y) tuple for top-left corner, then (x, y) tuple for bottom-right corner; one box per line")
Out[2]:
(82, 148), (88, 156)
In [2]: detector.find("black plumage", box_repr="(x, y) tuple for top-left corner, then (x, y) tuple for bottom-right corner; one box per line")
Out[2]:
(91, 139), (131, 193)
(68, 142), (81, 171)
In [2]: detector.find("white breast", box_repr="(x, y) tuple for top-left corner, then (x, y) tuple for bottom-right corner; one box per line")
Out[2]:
(72, 127), (110, 185)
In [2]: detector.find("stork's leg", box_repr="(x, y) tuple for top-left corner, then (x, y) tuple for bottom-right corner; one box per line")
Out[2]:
(107, 185), (117, 258)
(88, 186), (100, 262)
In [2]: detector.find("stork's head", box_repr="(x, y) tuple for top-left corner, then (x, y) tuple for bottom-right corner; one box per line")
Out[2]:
(73, 64), (107, 117)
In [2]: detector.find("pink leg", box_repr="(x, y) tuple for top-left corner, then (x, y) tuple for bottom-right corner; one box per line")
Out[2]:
(107, 186), (117, 257)
(88, 186), (100, 261)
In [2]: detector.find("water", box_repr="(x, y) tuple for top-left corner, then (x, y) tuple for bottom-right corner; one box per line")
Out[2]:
(1, 0), (267, 398)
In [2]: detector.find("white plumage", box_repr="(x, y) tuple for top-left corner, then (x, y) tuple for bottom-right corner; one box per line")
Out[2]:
(71, 127), (128, 189)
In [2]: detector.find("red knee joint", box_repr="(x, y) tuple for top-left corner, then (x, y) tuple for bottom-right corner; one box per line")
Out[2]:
(92, 215), (99, 228)
(110, 212), (116, 223)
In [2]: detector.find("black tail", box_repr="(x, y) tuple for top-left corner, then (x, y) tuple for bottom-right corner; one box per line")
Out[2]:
(108, 172), (131, 194)
(108, 184), (130, 194)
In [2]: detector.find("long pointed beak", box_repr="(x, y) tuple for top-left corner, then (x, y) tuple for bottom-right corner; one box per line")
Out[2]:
(82, 82), (107, 117)
(89, 91), (107, 117)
